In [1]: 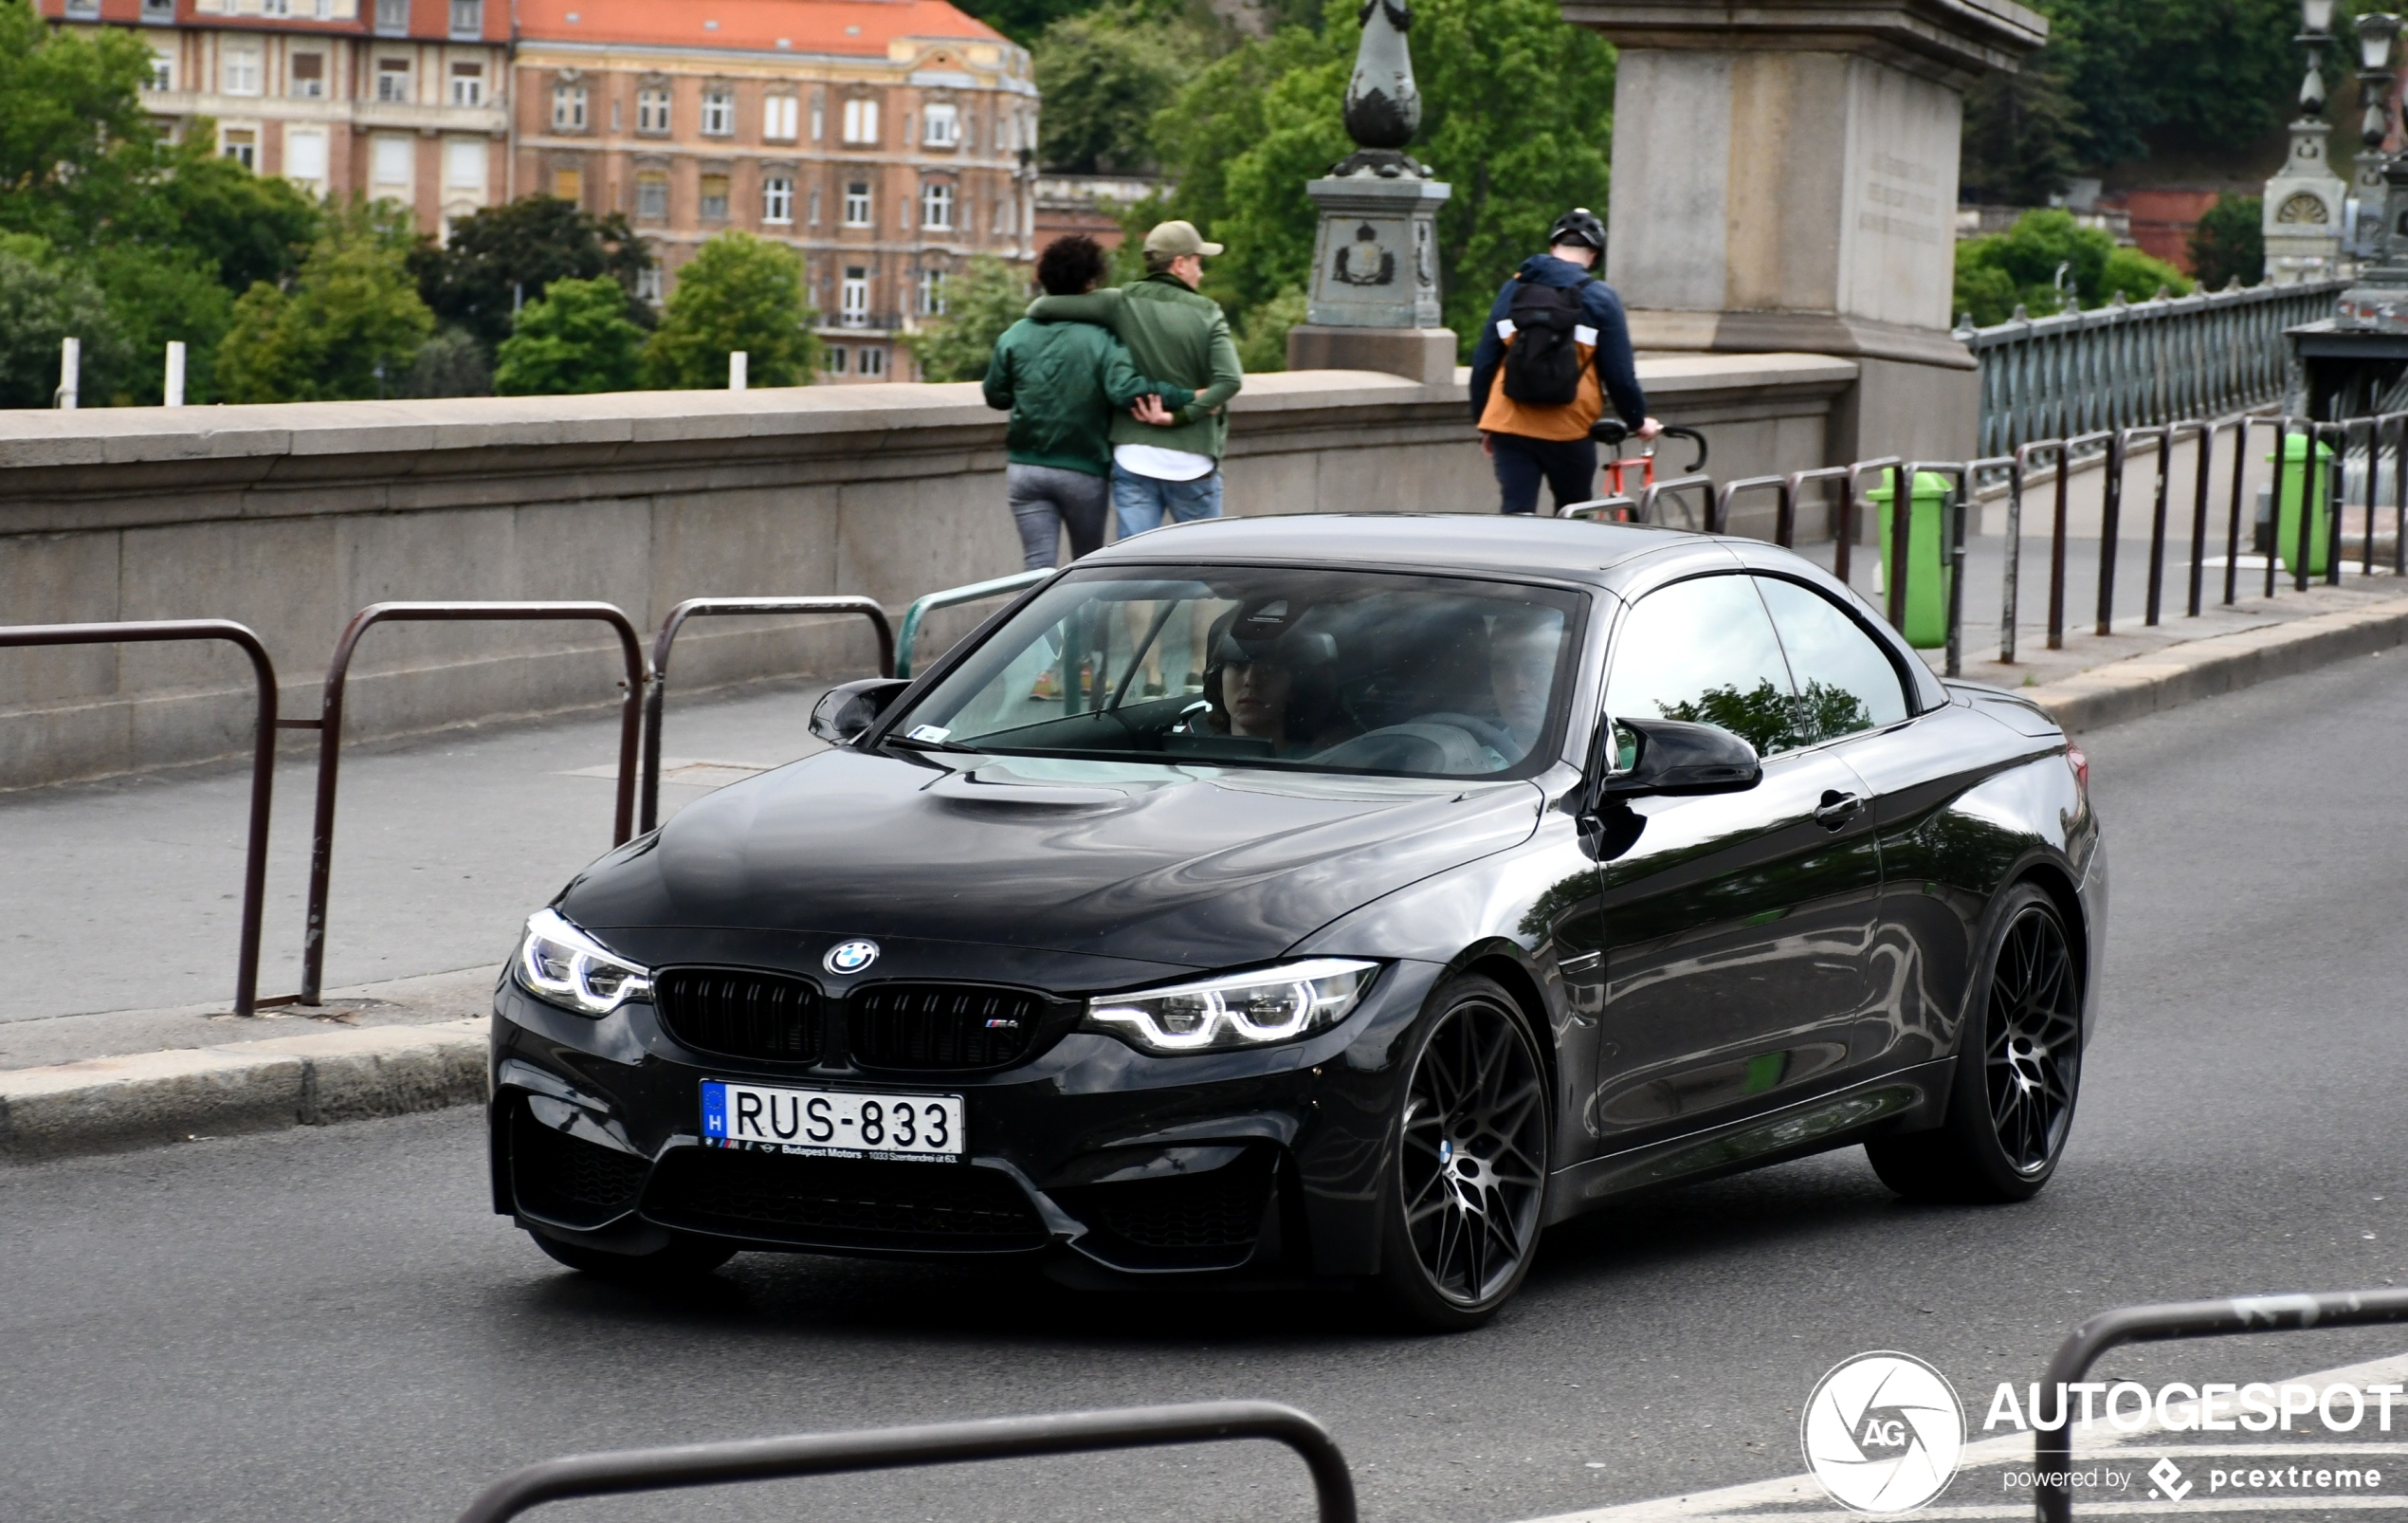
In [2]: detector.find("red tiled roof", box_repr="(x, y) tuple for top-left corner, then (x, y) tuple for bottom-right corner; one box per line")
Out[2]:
(516, 0), (1006, 56)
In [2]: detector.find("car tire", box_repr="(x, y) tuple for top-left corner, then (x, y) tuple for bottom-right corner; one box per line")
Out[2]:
(527, 1228), (738, 1283)
(1867, 883), (2083, 1204)
(1377, 974), (1551, 1331)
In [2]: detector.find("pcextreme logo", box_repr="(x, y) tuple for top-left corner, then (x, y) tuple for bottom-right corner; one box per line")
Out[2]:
(1801, 1351), (1967, 1513)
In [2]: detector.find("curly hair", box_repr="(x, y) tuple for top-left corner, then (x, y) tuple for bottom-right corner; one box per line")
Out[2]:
(1036, 235), (1110, 297)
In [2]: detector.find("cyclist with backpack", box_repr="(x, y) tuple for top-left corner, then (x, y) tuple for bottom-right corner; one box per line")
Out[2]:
(1467, 208), (1660, 515)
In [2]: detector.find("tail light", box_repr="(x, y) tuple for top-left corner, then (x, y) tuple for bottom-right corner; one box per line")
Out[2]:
(2066, 744), (2089, 803)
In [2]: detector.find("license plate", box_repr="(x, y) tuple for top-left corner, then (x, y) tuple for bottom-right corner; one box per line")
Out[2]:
(701, 1080), (963, 1163)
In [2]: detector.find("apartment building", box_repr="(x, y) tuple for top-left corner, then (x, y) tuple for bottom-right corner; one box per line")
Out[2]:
(42, 0), (512, 237)
(510, 0), (1038, 382)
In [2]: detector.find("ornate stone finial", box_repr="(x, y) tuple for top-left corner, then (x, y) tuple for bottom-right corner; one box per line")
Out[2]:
(1335, 0), (1431, 179)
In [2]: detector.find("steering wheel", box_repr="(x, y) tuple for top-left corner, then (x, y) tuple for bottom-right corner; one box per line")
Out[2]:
(1309, 722), (1493, 774)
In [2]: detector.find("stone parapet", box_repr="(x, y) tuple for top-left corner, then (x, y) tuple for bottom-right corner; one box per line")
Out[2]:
(0, 356), (1858, 790)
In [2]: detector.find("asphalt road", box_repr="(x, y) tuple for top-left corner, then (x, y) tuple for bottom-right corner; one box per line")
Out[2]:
(7, 653), (2408, 1523)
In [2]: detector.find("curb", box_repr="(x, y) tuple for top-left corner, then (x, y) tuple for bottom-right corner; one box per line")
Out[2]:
(0, 1018), (486, 1164)
(2025, 599), (2408, 732)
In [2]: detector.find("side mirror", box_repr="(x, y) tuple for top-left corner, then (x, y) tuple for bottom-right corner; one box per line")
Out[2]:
(1595, 716), (1760, 799)
(810, 677), (912, 745)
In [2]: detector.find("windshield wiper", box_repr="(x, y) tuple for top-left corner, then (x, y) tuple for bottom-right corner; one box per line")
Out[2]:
(883, 731), (984, 756)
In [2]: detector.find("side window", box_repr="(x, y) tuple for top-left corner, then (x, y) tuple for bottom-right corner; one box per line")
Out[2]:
(1604, 575), (1798, 757)
(1754, 578), (1909, 742)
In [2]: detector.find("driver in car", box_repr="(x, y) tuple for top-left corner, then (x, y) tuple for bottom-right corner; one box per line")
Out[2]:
(1203, 605), (1352, 757)
(1485, 607), (1564, 764)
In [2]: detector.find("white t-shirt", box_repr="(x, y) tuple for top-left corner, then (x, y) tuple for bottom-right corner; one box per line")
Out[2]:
(1114, 442), (1216, 482)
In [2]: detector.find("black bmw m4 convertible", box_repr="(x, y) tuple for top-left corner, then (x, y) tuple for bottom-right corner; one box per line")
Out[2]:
(490, 514), (2104, 1328)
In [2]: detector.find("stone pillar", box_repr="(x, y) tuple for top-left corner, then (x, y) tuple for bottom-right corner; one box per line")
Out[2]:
(1560, 0), (2046, 472)
(1286, 0), (1459, 385)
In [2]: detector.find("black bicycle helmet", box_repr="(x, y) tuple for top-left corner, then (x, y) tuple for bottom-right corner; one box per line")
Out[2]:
(1547, 207), (1606, 252)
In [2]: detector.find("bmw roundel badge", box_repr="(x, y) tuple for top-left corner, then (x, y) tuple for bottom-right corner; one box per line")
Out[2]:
(823, 939), (880, 975)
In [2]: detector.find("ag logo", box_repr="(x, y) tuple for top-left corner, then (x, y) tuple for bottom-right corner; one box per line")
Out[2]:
(823, 939), (880, 976)
(1800, 1351), (1964, 1514)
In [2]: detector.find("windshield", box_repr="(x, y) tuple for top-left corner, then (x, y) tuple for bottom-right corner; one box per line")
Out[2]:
(893, 566), (1586, 779)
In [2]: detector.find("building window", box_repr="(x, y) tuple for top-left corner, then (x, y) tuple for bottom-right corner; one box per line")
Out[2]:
(763, 175), (793, 225)
(375, 57), (410, 101)
(918, 268), (946, 317)
(807, 187), (820, 226)
(810, 93), (824, 141)
(840, 267), (868, 327)
(764, 95), (797, 141)
(372, 135), (412, 192)
(699, 174), (729, 221)
(701, 89), (733, 137)
(222, 43), (261, 97)
(823, 345), (847, 375)
(445, 138), (485, 193)
(285, 128), (327, 185)
(140, 0), (173, 20)
(552, 83), (586, 130)
(449, 63), (483, 106)
(636, 173), (667, 220)
(841, 98), (879, 146)
(64, 0), (97, 17)
(261, 0), (287, 14)
(449, 0), (482, 37)
(221, 126), (257, 170)
(553, 167), (582, 203)
(859, 347), (885, 377)
(634, 264), (662, 303)
(145, 51), (174, 92)
(636, 86), (669, 135)
(923, 102), (958, 147)
(289, 52), (325, 99)
(921, 182), (954, 230)
(842, 181), (870, 227)
(374, 0), (408, 33)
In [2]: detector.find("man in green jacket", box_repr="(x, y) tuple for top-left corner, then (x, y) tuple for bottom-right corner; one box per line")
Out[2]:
(1026, 220), (1245, 539)
(983, 236), (1195, 570)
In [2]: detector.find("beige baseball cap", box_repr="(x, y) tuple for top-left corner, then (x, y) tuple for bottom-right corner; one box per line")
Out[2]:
(1143, 220), (1224, 258)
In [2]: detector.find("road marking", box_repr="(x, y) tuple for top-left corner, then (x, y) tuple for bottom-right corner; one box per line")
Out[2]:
(1532, 1350), (2408, 1522)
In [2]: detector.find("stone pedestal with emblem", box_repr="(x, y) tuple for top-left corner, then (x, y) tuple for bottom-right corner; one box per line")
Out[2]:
(1287, 174), (1456, 385)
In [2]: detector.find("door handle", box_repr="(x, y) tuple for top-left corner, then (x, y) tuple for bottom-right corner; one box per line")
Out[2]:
(1814, 790), (1864, 830)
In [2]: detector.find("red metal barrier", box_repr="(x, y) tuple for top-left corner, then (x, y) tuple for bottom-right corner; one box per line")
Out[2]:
(298, 602), (647, 1004)
(0, 621), (279, 1017)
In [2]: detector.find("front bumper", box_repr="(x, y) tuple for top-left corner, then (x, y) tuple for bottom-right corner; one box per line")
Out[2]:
(487, 959), (1442, 1278)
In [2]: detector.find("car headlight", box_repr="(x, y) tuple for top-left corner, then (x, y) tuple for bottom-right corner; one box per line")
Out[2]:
(515, 908), (652, 1017)
(1084, 959), (1379, 1054)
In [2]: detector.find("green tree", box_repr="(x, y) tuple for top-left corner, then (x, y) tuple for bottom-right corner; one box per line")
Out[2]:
(1033, 1), (1220, 173)
(1235, 284), (1307, 373)
(905, 256), (1032, 382)
(1146, 0), (1615, 358)
(0, 232), (126, 408)
(93, 244), (235, 405)
(640, 232), (819, 389)
(138, 140), (324, 295)
(494, 276), (648, 395)
(1960, 43), (2083, 205)
(215, 202), (434, 402)
(1953, 210), (2191, 326)
(399, 327), (492, 397)
(2189, 193), (2265, 290)
(0, 0), (162, 248)
(412, 195), (657, 352)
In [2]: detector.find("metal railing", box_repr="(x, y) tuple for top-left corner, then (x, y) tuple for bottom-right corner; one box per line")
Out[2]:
(894, 569), (1050, 677)
(1962, 279), (2346, 457)
(2034, 1287), (2408, 1520)
(456, 1401), (1356, 1523)
(0, 621), (280, 1017)
(641, 596), (893, 832)
(298, 602), (648, 1004)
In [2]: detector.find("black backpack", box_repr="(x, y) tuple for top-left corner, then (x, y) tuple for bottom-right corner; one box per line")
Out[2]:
(1501, 280), (1588, 406)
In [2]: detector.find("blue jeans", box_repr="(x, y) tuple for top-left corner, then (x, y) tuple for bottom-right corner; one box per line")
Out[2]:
(1111, 463), (1223, 541)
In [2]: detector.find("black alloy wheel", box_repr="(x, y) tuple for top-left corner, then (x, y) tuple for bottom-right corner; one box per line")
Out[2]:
(1868, 883), (2083, 1203)
(1380, 975), (1550, 1330)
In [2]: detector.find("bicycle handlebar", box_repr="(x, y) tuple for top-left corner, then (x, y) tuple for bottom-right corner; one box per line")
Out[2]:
(1587, 420), (1708, 474)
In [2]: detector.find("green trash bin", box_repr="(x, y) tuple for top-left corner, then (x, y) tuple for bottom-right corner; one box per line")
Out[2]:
(2268, 431), (2336, 578)
(1867, 470), (1953, 650)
